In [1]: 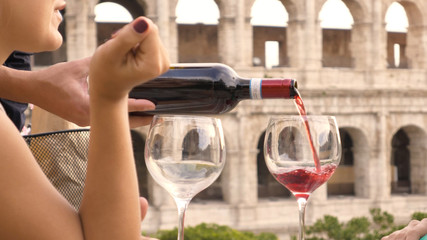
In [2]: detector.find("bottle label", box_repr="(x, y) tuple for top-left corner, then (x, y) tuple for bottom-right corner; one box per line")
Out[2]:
(250, 78), (262, 99)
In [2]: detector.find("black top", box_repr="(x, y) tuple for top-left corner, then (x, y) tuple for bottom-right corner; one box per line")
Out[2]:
(1, 51), (31, 131)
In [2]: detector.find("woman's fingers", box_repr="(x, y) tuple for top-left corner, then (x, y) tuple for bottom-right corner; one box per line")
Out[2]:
(106, 17), (151, 60)
(139, 197), (148, 221)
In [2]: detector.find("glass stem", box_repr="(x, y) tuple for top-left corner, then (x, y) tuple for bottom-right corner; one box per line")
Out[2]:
(297, 197), (308, 240)
(175, 198), (190, 240)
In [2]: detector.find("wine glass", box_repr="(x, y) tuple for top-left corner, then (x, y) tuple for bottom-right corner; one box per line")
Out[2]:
(145, 115), (226, 240)
(264, 115), (341, 240)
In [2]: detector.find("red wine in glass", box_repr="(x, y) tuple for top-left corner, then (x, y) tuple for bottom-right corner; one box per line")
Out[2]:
(265, 91), (341, 240)
(273, 165), (337, 200)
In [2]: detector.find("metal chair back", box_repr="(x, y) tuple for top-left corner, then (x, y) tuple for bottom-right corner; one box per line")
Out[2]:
(23, 129), (90, 210)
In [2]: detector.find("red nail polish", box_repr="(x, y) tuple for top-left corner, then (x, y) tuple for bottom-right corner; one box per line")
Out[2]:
(133, 19), (148, 33)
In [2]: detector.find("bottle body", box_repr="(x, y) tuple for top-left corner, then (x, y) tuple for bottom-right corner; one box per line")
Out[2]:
(129, 63), (297, 115)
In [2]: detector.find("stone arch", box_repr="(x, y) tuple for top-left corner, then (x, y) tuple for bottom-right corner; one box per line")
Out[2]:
(246, 0), (257, 18)
(390, 125), (427, 195)
(97, 0), (146, 18)
(318, 0), (355, 67)
(316, 0), (370, 69)
(250, 0), (290, 67)
(328, 128), (355, 196)
(94, 1), (147, 47)
(174, 0), (219, 63)
(383, 0), (424, 68)
(315, 0), (366, 21)
(382, 0), (423, 27)
(175, 0), (219, 23)
(340, 0), (369, 69)
(385, 2), (409, 68)
(245, 0), (297, 19)
(244, 0), (297, 19)
(278, 0), (297, 20)
(346, 127), (370, 198)
(341, 0), (367, 23)
(328, 126), (370, 198)
(256, 131), (291, 199)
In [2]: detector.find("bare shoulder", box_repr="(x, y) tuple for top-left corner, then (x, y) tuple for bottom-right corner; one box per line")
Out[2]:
(0, 112), (83, 239)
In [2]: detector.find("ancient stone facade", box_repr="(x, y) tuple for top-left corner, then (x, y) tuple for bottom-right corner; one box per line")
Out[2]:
(31, 0), (427, 239)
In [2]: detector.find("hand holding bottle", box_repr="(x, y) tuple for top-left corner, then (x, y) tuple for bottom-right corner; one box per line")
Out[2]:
(89, 17), (170, 102)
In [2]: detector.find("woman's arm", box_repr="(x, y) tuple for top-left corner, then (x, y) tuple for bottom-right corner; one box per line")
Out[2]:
(0, 111), (84, 239)
(79, 17), (169, 240)
(0, 57), (156, 128)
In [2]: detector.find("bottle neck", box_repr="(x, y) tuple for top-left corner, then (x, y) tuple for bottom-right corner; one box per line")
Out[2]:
(249, 78), (297, 99)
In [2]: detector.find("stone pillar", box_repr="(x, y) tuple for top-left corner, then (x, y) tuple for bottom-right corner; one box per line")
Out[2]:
(238, 115), (258, 206)
(354, 141), (371, 198)
(303, 0), (322, 70)
(87, 9), (98, 54)
(154, 0), (178, 63)
(233, 0), (251, 68)
(156, 0), (169, 41)
(145, 0), (158, 22)
(286, 1), (322, 70)
(373, 111), (390, 200)
(351, 22), (372, 70)
(168, 12), (178, 63)
(218, 16), (236, 66)
(409, 143), (427, 194)
(287, 19), (305, 68)
(406, 25), (427, 69)
(66, 0), (93, 60)
(242, 17), (253, 68)
(370, 1), (387, 70)
(221, 133), (242, 205)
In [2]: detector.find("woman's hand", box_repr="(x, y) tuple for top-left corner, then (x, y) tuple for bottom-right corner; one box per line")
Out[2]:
(139, 197), (158, 240)
(382, 219), (427, 240)
(89, 17), (169, 102)
(31, 57), (157, 127)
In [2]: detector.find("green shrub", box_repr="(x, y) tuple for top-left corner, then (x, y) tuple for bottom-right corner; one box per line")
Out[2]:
(412, 212), (427, 221)
(300, 208), (419, 240)
(153, 223), (278, 240)
(149, 209), (427, 240)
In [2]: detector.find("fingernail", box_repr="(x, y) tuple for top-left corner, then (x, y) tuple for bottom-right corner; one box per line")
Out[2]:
(133, 19), (148, 33)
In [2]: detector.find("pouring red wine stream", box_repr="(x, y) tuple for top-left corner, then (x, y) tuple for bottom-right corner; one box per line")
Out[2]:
(294, 92), (321, 172)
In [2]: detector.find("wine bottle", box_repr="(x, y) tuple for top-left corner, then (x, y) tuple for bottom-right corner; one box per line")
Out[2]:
(129, 63), (298, 115)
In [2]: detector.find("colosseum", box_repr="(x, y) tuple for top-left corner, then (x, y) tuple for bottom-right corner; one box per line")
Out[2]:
(30, 0), (427, 239)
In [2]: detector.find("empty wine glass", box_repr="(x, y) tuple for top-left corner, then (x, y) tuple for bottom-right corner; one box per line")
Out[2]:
(145, 115), (226, 240)
(264, 115), (341, 240)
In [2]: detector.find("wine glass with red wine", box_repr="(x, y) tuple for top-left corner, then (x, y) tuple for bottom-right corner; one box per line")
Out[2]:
(264, 115), (341, 240)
